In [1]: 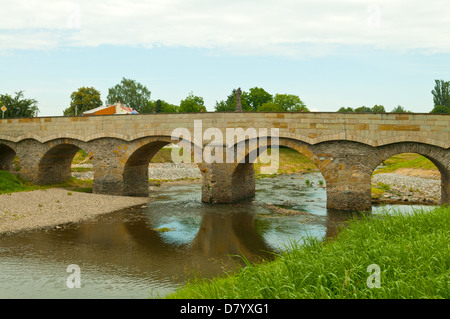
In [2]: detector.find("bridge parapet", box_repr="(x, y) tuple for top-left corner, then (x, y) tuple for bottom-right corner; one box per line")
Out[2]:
(0, 112), (449, 148)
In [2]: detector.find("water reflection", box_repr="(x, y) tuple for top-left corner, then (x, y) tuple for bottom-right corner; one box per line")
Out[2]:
(0, 173), (435, 299)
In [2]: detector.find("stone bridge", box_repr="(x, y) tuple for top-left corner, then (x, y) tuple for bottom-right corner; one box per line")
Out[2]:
(0, 112), (449, 211)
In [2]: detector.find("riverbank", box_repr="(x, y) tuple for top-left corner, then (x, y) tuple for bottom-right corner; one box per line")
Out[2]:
(0, 188), (148, 235)
(167, 205), (450, 299)
(372, 169), (440, 205)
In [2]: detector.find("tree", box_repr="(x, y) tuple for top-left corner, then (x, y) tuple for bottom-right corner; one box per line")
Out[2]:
(0, 91), (39, 118)
(257, 101), (284, 112)
(246, 87), (273, 111)
(337, 107), (354, 113)
(431, 79), (450, 113)
(354, 106), (372, 113)
(390, 105), (411, 113)
(63, 87), (102, 116)
(106, 78), (151, 113)
(371, 105), (386, 113)
(143, 99), (179, 113)
(214, 89), (251, 112)
(259, 93), (308, 112)
(155, 99), (163, 113)
(430, 104), (449, 114)
(179, 92), (207, 112)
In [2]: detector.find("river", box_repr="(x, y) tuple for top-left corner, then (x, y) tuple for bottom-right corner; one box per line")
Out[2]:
(0, 173), (435, 299)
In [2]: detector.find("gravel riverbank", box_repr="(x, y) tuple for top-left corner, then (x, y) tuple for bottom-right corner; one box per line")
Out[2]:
(372, 171), (440, 205)
(0, 189), (148, 235)
(72, 163), (202, 180)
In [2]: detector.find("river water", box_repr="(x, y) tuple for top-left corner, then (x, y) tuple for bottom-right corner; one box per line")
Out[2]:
(0, 173), (434, 299)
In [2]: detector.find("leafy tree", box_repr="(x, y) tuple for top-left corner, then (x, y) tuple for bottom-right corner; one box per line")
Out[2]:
(214, 100), (234, 112)
(354, 106), (372, 113)
(214, 89), (251, 112)
(371, 104), (386, 113)
(155, 99), (163, 113)
(430, 104), (450, 114)
(257, 101), (284, 112)
(106, 78), (151, 113)
(259, 93), (308, 112)
(63, 87), (102, 116)
(246, 87), (273, 111)
(143, 99), (179, 113)
(0, 91), (39, 118)
(179, 92), (207, 112)
(337, 107), (354, 113)
(430, 79), (450, 113)
(390, 105), (411, 113)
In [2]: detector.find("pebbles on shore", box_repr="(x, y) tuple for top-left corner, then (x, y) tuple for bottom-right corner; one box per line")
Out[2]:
(0, 189), (148, 235)
(372, 172), (441, 204)
(72, 163), (202, 180)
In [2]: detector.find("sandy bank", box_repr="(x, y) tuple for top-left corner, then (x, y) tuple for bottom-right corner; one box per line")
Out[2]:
(0, 188), (148, 235)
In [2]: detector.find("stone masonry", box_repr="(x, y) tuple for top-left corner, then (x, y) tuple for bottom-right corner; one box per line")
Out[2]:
(0, 112), (449, 211)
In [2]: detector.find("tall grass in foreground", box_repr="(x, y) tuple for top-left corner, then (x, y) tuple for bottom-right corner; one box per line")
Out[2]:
(167, 206), (449, 299)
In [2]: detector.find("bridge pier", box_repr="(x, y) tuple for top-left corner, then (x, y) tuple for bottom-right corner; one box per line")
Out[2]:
(201, 162), (255, 204)
(326, 180), (372, 211)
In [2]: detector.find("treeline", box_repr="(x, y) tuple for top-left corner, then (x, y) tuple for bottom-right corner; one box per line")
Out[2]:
(337, 79), (450, 114)
(337, 105), (411, 113)
(64, 78), (309, 115)
(1, 78), (449, 118)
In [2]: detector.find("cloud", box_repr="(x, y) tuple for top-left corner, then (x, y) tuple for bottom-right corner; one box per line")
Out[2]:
(1, 0), (449, 56)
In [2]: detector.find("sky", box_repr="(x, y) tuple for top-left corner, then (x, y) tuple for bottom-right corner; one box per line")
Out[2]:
(1, 0), (450, 116)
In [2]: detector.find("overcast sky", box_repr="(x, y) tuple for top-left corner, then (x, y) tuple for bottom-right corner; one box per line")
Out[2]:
(1, 0), (449, 115)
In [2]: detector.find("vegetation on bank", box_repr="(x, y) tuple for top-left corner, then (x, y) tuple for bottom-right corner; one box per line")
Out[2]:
(167, 205), (450, 299)
(0, 170), (92, 195)
(374, 153), (438, 174)
(0, 170), (32, 193)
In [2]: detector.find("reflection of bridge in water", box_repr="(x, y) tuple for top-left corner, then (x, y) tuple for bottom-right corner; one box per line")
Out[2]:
(0, 204), (362, 286)
(0, 112), (449, 211)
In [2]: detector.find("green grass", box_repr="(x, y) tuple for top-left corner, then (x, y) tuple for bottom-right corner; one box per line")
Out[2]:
(0, 170), (93, 194)
(0, 170), (35, 193)
(167, 206), (450, 299)
(254, 147), (317, 175)
(374, 153), (438, 174)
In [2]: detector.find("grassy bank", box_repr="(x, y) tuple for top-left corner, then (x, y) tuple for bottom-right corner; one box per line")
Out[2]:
(0, 170), (33, 193)
(167, 206), (449, 299)
(0, 170), (93, 194)
(374, 153), (438, 174)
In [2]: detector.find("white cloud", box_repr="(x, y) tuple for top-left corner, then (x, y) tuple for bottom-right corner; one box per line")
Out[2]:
(1, 0), (449, 56)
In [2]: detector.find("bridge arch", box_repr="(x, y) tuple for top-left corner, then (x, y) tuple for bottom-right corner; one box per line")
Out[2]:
(120, 136), (206, 197)
(36, 138), (93, 185)
(229, 137), (326, 202)
(0, 142), (17, 172)
(371, 142), (450, 205)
